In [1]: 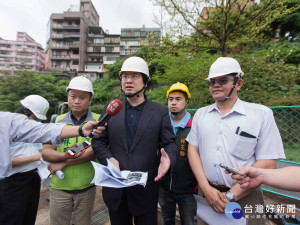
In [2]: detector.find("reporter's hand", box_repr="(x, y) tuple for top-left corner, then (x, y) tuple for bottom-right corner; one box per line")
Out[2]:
(231, 166), (263, 189)
(82, 121), (105, 137)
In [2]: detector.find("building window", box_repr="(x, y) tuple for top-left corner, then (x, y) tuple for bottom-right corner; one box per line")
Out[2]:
(126, 41), (139, 46)
(94, 38), (104, 44)
(0, 44), (11, 48)
(0, 57), (11, 62)
(106, 47), (113, 52)
(113, 47), (120, 52)
(87, 47), (93, 52)
(73, 60), (79, 65)
(105, 56), (116, 61)
(141, 31), (147, 38)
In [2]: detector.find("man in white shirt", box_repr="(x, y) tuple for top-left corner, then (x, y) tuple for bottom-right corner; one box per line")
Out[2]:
(1, 95), (49, 225)
(186, 57), (285, 225)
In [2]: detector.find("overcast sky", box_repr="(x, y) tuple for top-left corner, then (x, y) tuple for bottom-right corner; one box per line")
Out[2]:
(0, 0), (160, 48)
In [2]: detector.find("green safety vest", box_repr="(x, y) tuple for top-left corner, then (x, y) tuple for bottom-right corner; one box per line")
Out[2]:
(51, 111), (100, 190)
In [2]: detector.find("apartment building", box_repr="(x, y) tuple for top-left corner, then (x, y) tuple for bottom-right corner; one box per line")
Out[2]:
(46, 0), (99, 71)
(86, 27), (120, 73)
(46, 0), (161, 76)
(0, 32), (45, 71)
(85, 27), (161, 74)
(120, 28), (161, 57)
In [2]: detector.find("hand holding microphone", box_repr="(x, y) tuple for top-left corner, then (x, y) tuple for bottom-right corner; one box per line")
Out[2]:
(89, 99), (123, 138)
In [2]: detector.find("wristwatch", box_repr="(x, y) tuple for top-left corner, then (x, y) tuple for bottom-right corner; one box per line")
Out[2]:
(78, 125), (85, 137)
(226, 191), (235, 202)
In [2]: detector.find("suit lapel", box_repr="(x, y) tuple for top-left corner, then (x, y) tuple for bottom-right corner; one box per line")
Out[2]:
(115, 99), (128, 153)
(129, 100), (153, 153)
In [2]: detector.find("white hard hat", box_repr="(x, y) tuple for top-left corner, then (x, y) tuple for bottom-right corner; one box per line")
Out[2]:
(207, 57), (244, 80)
(119, 56), (150, 80)
(66, 76), (94, 95)
(20, 95), (49, 120)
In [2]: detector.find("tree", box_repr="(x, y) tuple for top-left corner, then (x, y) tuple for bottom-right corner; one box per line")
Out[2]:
(151, 0), (298, 56)
(271, 0), (300, 41)
(0, 72), (69, 120)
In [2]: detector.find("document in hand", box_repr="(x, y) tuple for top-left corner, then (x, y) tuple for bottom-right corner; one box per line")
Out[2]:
(194, 195), (246, 225)
(37, 158), (65, 180)
(91, 159), (148, 188)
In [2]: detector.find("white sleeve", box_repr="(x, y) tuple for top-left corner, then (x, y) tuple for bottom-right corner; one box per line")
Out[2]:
(11, 114), (65, 147)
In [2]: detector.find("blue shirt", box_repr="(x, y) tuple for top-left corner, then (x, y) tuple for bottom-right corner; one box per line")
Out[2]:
(169, 110), (191, 134)
(0, 112), (65, 179)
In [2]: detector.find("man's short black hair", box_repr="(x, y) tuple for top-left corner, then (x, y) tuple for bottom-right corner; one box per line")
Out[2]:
(16, 105), (33, 117)
(141, 73), (149, 85)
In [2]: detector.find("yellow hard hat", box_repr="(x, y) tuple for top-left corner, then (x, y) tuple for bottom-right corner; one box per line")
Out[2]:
(166, 82), (191, 99)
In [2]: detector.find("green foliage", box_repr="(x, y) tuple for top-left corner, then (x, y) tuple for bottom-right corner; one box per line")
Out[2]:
(105, 59), (124, 80)
(152, 0), (299, 56)
(0, 72), (69, 120)
(90, 75), (121, 114)
(271, 0), (300, 41)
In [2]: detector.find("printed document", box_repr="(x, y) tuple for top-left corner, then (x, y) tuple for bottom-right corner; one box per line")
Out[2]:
(91, 159), (148, 188)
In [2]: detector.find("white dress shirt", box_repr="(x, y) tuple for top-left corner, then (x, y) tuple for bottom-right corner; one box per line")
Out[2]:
(0, 112), (65, 179)
(7, 142), (42, 176)
(186, 98), (285, 187)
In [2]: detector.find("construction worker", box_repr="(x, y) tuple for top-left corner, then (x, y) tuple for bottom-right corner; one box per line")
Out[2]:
(42, 76), (100, 225)
(159, 82), (197, 225)
(186, 57), (285, 225)
(92, 56), (177, 225)
(0, 95), (49, 225)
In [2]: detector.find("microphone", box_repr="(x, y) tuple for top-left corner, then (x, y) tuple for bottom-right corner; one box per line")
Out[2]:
(89, 99), (123, 137)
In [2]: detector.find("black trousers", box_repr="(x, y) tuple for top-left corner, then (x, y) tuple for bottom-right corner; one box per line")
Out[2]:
(108, 191), (157, 225)
(0, 169), (41, 225)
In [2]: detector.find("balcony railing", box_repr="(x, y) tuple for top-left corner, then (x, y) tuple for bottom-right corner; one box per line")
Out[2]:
(52, 54), (70, 58)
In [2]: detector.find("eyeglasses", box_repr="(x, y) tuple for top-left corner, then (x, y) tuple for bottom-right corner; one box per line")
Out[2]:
(121, 74), (141, 81)
(207, 78), (235, 86)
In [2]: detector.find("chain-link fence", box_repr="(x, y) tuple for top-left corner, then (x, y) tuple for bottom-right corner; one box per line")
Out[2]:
(270, 106), (300, 163)
(187, 106), (300, 163)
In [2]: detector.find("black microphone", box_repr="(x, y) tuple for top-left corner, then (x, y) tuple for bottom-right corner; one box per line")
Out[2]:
(89, 99), (123, 137)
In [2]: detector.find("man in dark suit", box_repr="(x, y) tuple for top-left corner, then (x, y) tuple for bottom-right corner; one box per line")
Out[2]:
(92, 56), (177, 225)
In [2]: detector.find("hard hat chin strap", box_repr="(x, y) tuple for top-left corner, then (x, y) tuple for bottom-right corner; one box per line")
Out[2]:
(170, 101), (189, 115)
(120, 84), (147, 98)
(217, 76), (239, 102)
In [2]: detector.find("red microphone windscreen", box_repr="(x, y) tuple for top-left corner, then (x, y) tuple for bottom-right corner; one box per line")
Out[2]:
(105, 99), (123, 116)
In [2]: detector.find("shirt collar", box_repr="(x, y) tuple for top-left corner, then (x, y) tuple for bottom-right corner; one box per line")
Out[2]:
(126, 99), (146, 111)
(208, 98), (246, 116)
(169, 110), (191, 134)
(70, 110), (89, 122)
